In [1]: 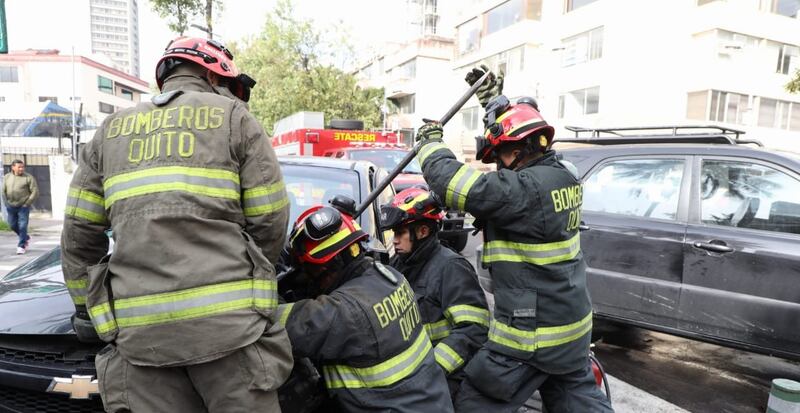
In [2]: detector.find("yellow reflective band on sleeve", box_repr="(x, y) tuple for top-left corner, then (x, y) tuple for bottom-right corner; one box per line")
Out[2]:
(103, 166), (240, 208)
(425, 319), (451, 341)
(488, 312), (592, 353)
(434, 342), (464, 374)
(445, 165), (482, 211)
(66, 188), (107, 224)
(66, 279), (88, 305)
(89, 302), (117, 335)
(418, 142), (450, 166)
(322, 331), (432, 389)
(445, 304), (490, 327)
(482, 233), (581, 266)
(89, 279), (278, 333)
(243, 182), (289, 217)
(275, 303), (294, 327)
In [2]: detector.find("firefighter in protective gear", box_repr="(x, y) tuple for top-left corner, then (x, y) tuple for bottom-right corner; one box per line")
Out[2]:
(275, 203), (454, 412)
(61, 36), (293, 412)
(415, 70), (614, 411)
(379, 187), (489, 398)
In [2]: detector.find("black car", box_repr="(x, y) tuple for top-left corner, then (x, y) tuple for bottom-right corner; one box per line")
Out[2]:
(0, 157), (394, 412)
(477, 126), (800, 360)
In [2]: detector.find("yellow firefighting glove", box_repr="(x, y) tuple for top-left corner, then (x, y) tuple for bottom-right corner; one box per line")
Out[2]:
(465, 64), (504, 109)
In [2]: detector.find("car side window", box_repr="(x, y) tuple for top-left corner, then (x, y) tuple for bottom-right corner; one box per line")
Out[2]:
(700, 160), (800, 235)
(584, 159), (684, 220)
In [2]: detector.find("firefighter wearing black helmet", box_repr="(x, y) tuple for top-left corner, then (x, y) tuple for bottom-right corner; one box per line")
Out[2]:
(380, 187), (489, 398)
(275, 201), (454, 412)
(413, 66), (614, 412)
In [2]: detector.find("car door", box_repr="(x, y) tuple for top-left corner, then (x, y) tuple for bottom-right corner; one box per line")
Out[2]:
(579, 156), (691, 328)
(682, 156), (800, 357)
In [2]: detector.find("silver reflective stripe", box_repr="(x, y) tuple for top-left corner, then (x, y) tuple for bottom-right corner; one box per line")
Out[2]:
(105, 173), (239, 199)
(242, 184), (288, 216)
(323, 332), (432, 389)
(275, 303), (294, 326)
(446, 165), (482, 210)
(426, 319), (451, 341)
(445, 305), (490, 326)
(114, 288), (255, 320)
(482, 234), (581, 266)
(488, 312), (593, 352)
(418, 142), (449, 166)
(67, 196), (106, 218)
(434, 343), (464, 373)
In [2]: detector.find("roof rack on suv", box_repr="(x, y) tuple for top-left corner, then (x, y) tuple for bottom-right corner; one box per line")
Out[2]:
(561, 125), (763, 147)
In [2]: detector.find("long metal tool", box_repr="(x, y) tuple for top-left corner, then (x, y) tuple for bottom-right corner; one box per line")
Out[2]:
(354, 70), (491, 217)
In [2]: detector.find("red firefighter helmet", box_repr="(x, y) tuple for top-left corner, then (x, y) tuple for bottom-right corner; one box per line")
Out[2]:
(380, 187), (445, 230)
(155, 36), (256, 102)
(289, 205), (368, 265)
(476, 97), (555, 164)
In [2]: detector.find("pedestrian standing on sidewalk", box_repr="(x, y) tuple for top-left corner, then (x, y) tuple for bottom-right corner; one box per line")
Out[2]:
(3, 160), (38, 254)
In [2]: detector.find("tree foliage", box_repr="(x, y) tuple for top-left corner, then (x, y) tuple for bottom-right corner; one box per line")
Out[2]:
(231, 0), (384, 134)
(150, 0), (222, 38)
(787, 69), (800, 94)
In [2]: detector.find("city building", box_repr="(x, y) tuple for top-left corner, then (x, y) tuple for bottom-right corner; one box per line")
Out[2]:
(7, 0), (141, 77)
(0, 49), (149, 136)
(451, 0), (800, 152)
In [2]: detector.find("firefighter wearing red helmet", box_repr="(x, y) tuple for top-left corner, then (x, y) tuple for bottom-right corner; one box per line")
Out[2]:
(61, 36), (292, 412)
(414, 66), (614, 412)
(379, 187), (489, 398)
(274, 202), (454, 412)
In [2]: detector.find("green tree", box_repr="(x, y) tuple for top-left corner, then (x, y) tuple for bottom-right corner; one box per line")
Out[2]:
(150, 0), (222, 38)
(232, 0), (384, 134)
(787, 69), (800, 94)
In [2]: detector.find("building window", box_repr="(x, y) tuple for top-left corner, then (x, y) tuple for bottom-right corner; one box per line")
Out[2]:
(120, 89), (134, 100)
(776, 44), (799, 74)
(760, 0), (800, 18)
(98, 76), (114, 94)
(707, 90), (749, 124)
(562, 27), (603, 67)
(392, 59), (416, 80)
(758, 98), (797, 129)
(457, 18), (480, 56)
(38, 96), (58, 104)
(461, 106), (481, 132)
(0, 66), (19, 82)
(99, 102), (115, 114)
(559, 87), (600, 118)
(565, 0), (600, 12)
(393, 94), (416, 114)
(526, 0), (544, 20)
(0, 97), (6, 102)
(487, 0), (524, 35)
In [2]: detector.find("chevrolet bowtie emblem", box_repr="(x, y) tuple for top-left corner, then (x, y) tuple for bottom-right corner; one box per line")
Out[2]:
(47, 375), (99, 399)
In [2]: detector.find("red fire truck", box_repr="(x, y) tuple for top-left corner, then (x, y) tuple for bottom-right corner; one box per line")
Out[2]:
(270, 112), (403, 157)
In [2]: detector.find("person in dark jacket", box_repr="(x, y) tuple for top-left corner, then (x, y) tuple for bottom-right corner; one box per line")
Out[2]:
(276, 201), (454, 413)
(380, 186), (488, 398)
(412, 66), (614, 412)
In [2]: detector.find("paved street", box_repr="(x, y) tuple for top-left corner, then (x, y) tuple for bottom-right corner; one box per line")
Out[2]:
(0, 213), (62, 278)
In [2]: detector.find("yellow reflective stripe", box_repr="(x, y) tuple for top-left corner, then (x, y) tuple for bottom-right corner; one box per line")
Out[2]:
(402, 193), (429, 210)
(323, 331), (432, 389)
(66, 187), (107, 223)
(425, 319), (451, 341)
(65, 205), (107, 224)
(488, 312), (592, 352)
(89, 279), (278, 332)
(482, 234), (581, 265)
(507, 118), (542, 136)
(418, 142), (449, 166)
(68, 188), (104, 206)
(66, 279), (88, 305)
(445, 165), (482, 211)
(89, 302), (117, 334)
(309, 228), (353, 255)
(243, 182), (289, 217)
(445, 304), (490, 327)
(275, 303), (294, 327)
(104, 166), (240, 207)
(434, 342), (464, 373)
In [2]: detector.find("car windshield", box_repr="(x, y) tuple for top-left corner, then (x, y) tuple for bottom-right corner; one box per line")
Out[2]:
(281, 164), (361, 229)
(347, 150), (422, 174)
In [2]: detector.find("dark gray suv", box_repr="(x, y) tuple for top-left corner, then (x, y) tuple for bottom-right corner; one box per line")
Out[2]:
(478, 126), (800, 360)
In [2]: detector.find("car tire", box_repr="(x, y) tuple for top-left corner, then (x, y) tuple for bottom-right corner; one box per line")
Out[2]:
(328, 119), (364, 130)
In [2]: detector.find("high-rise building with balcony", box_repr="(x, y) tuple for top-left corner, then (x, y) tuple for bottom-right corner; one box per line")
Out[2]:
(89, 0), (140, 77)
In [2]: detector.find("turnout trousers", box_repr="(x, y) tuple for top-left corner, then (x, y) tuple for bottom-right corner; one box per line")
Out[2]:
(95, 329), (292, 413)
(454, 349), (614, 413)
